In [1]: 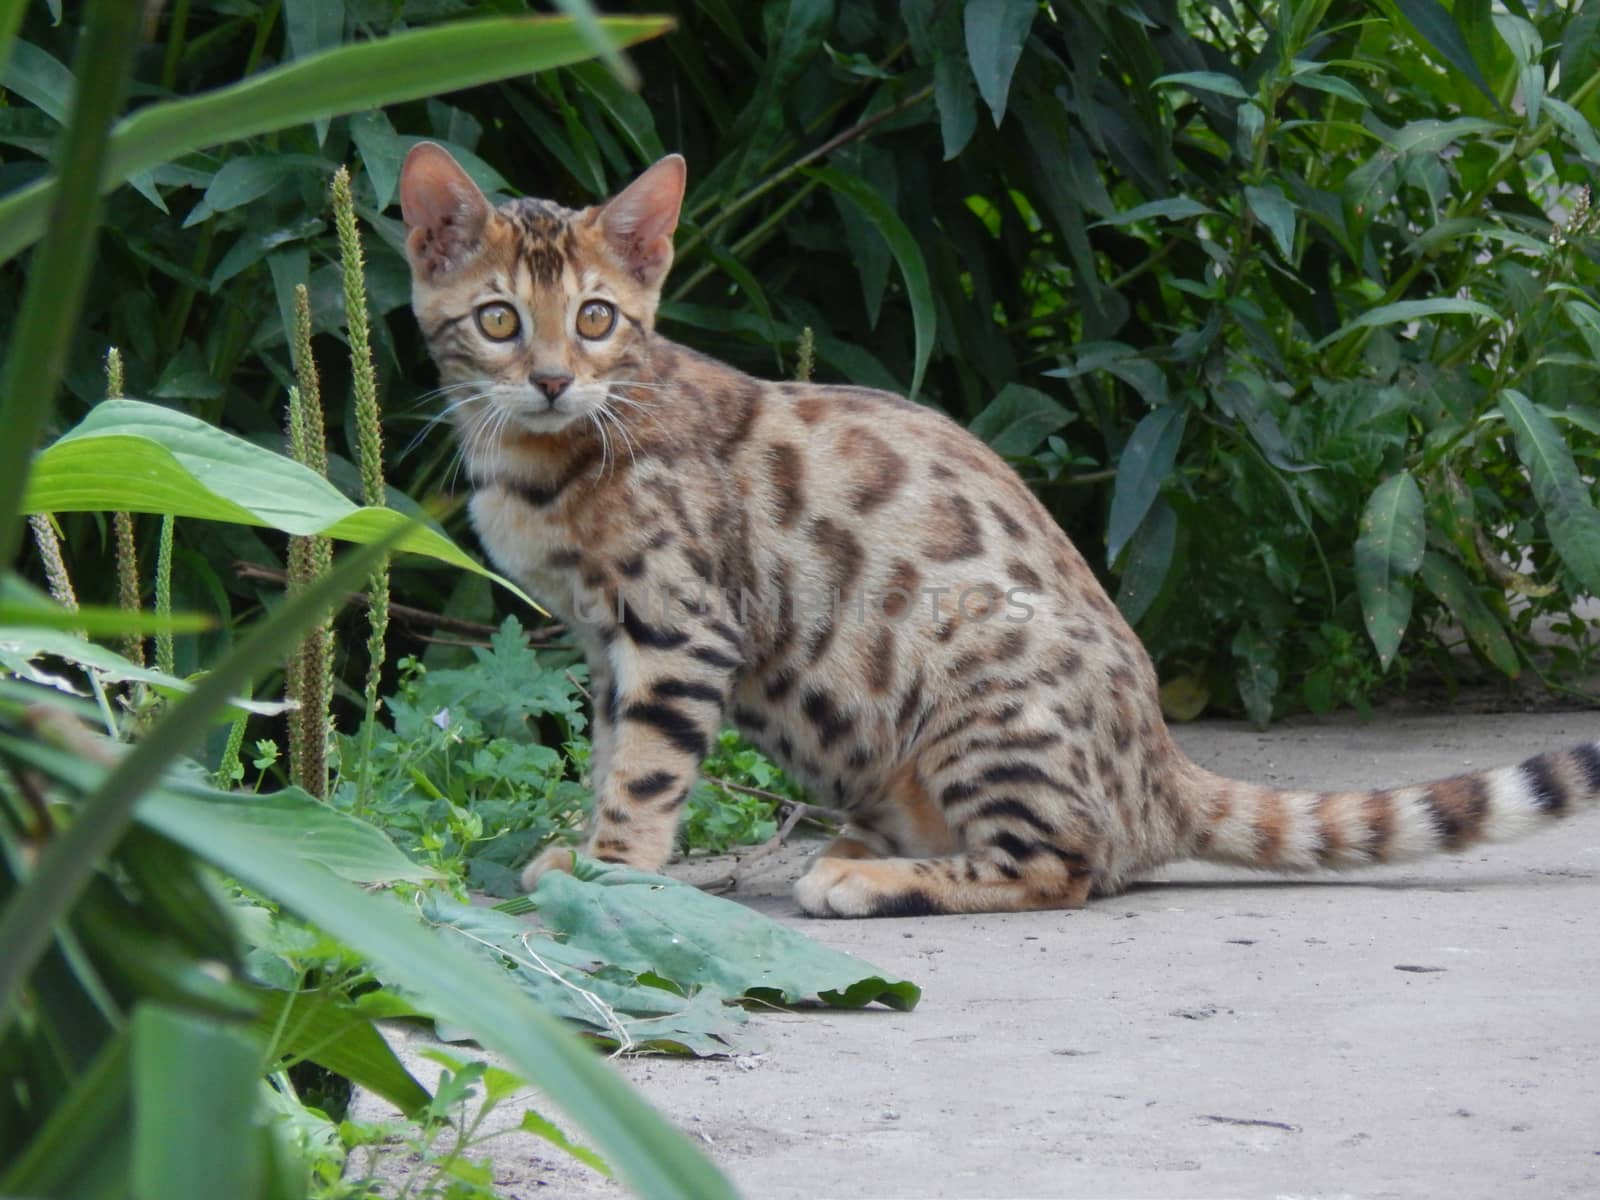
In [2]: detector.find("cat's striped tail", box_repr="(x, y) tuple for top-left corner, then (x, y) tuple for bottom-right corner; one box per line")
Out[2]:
(1185, 739), (1600, 870)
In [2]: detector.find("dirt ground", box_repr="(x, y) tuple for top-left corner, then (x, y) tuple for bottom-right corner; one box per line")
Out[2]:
(357, 710), (1600, 1199)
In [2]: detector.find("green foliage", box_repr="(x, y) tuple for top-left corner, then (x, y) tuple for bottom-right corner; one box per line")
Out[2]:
(0, 7), (733, 1199)
(335, 627), (592, 896)
(14, 1), (1598, 723)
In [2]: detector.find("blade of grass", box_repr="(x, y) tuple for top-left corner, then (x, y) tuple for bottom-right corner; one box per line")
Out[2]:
(0, 16), (673, 266)
(0, 0), (142, 569)
(0, 529), (405, 1018)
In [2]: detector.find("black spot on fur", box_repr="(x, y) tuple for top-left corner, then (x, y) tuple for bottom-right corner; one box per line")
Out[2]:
(625, 771), (678, 800)
(619, 604), (689, 650)
(621, 702), (708, 759)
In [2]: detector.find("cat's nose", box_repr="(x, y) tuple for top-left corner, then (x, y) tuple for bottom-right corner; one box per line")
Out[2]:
(529, 369), (573, 401)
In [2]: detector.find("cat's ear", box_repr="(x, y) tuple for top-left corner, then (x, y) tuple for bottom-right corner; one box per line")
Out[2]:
(399, 142), (492, 280)
(595, 154), (686, 288)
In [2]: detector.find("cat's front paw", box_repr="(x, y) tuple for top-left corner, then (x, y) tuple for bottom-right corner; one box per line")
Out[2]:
(520, 845), (577, 892)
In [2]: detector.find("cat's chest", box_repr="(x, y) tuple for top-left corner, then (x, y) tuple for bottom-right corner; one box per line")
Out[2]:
(469, 488), (576, 611)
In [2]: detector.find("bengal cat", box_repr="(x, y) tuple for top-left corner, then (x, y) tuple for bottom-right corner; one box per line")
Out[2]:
(397, 142), (1600, 917)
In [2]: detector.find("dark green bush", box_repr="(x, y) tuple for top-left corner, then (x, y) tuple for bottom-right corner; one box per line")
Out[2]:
(7, 0), (1599, 722)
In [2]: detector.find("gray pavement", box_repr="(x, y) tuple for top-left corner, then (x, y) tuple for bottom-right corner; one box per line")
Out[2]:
(357, 710), (1600, 1199)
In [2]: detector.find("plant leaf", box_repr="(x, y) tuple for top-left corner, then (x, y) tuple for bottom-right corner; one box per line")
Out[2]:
(803, 165), (936, 400)
(418, 895), (757, 1056)
(1244, 183), (1296, 258)
(1091, 196), (1214, 227)
(24, 399), (535, 607)
(1392, 0), (1500, 107)
(1115, 496), (1177, 625)
(1417, 551), (1519, 677)
(132, 1005), (264, 1200)
(533, 860), (922, 1010)
(1106, 406), (1187, 566)
(253, 986), (432, 1117)
(0, 15), (674, 265)
(142, 784), (441, 884)
(963, 0), (1036, 125)
(969, 383), (1074, 457)
(1354, 470), (1425, 668)
(1152, 71), (1251, 100)
(0, 627), (287, 717)
(1499, 391), (1600, 596)
(1386, 116), (1505, 155)
(1316, 298), (1502, 348)
(130, 806), (737, 1198)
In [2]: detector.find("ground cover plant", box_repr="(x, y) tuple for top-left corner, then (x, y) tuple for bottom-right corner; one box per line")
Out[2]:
(0, 5), (751, 1199)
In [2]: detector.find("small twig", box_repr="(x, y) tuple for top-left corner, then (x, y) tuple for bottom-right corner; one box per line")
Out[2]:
(1200, 1115), (1299, 1133)
(232, 561), (565, 641)
(564, 670), (591, 701)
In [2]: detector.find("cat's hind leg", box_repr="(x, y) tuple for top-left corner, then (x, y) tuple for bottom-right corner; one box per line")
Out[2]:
(793, 759), (1094, 916)
(794, 847), (1093, 917)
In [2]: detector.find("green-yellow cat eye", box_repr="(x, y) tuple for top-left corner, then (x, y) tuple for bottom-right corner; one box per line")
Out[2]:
(475, 302), (520, 341)
(576, 299), (616, 340)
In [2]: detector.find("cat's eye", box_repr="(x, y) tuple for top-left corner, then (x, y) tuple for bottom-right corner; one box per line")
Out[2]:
(475, 302), (520, 341)
(576, 299), (616, 340)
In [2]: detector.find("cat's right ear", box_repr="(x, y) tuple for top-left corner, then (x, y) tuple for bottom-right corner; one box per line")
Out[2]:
(399, 142), (491, 281)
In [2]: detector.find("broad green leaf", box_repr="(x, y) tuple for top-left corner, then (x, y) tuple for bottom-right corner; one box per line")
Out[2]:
(1316, 298), (1502, 348)
(1417, 552), (1519, 677)
(0, 16), (674, 265)
(532, 860), (922, 1010)
(1386, 117), (1505, 155)
(1563, 300), (1600, 362)
(903, 0), (977, 158)
(1152, 70), (1250, 100)
(25, 399), (535, 607)
(253, 987), (431, 1117)
(1288, 61), (1367, 105)
(1115, 497), (1176, 625)
(1499, 391), (1600, 596)
(419, 895), (757, 1056)
(804, 165), (936, 400)
(1393, 0), (1500, 107)
(969, 383), (1074, 457)
(1543, 97), (1600, 166)
(143, 785), (441, 884)
(0, 627), (288, 717)
(1092, 196), (1214, 227)
(1244, 183), (1296, 258)
(131, 803), (736, 1198)
(132, 1005), (264, 1200)
(349, 109), (406, 210)
(964, 0), (1036, 125)
(1106, 406), (1187, 566)
(1231, 624), (1279, 730)
(1354, 471), (1425, 668)
(2, 38), (73, 122)
(190, 156), (313, 226)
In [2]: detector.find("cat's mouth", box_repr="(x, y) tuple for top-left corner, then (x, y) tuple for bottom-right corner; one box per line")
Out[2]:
(493, 388), (588, 435)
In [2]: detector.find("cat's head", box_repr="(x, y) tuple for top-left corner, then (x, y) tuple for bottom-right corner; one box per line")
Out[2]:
(398, 142), (685, 441)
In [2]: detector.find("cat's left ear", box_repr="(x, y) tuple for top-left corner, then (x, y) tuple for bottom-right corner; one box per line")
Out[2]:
(595, 154), (686, 288)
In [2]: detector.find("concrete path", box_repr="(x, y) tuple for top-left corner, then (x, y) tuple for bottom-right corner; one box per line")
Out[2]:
(359, 711), (1600, 1199)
